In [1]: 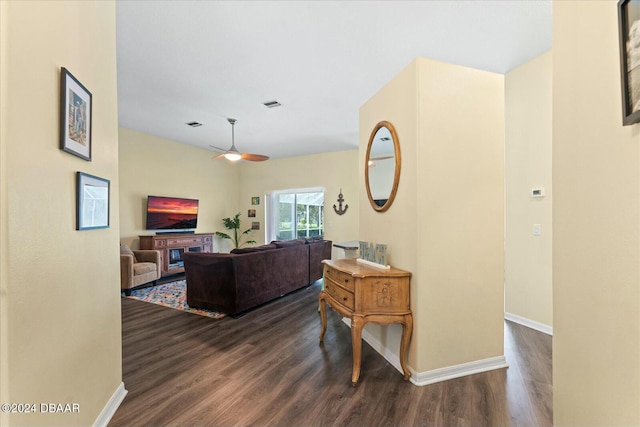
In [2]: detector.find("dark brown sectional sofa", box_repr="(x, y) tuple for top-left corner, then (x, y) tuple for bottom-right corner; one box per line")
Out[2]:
(183, 238), (332, 316)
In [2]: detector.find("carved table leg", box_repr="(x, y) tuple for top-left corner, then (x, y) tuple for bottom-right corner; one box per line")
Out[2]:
(400, 313), (413, 380)
(350, 315), (365, 386)
(318, 292), (327, 343)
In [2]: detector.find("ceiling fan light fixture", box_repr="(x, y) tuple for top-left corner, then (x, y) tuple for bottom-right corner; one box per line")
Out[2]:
(224, 152), (242, 161)
(209, 118), (269, 162)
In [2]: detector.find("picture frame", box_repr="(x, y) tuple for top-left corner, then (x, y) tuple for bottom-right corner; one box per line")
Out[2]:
(76, 172), (110, 230)
(248, 209), (256, 218)
(618, 0), (640, 125)
(251, 196), (260, 205)
(251, 221), (260, 230)
(60, 67), (92, 160)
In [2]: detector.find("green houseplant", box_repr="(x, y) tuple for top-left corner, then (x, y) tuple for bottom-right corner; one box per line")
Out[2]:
(215, 212), (256, 249)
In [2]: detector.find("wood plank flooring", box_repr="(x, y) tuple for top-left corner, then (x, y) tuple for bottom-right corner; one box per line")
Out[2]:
(110, 282), (552, 427)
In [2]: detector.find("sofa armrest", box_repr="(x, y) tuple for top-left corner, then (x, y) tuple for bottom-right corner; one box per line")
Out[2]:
(183, 253), (238, 313)
(120, 254), (134, 289)
(308, 240), (332, 283)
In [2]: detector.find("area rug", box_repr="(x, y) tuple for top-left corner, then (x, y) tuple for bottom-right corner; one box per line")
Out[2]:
(122, 280), (225, 319)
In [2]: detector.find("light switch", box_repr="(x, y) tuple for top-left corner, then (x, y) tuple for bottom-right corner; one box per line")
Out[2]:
(531, 188), (545, 198)
(533, 224), (541, 236)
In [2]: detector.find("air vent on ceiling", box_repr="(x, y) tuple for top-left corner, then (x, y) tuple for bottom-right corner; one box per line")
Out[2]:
(380, 137), (391, 141)
(262, 100), (282, 108)
(186, 121), (202, 127)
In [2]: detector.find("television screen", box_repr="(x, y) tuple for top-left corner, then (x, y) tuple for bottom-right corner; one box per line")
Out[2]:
(145, 195), (199, 230)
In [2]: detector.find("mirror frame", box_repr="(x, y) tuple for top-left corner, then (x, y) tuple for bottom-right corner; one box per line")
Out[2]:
(365, 120), (401, 213)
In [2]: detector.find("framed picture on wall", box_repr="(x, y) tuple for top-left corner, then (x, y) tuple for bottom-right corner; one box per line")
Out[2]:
(248, 209), (256, 218)
(76, 172), (110, 230)
(251, 221), (260, 230)
(60, 68), (92, 160)
(251, 196), (260, 205)
(618, 0), (640, 125)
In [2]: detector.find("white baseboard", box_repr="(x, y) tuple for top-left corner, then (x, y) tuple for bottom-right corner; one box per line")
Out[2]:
(411, 355), (509, 386)
(504, 312), (553, 336)
(93, 382), (127, 427)
(341, 318), (509, 386)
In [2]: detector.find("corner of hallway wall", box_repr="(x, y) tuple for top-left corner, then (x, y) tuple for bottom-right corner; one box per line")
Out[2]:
(414, 57), (505, 373)
(553, 1), (640, 425)
(1, 1), (11, 424)
(359, 57), (505, 377)
(504, 50), (553, 331)
(1, 1), (123, 426)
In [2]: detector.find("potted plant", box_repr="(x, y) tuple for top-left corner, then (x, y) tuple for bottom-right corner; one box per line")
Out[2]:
(215, 212), (257, 249)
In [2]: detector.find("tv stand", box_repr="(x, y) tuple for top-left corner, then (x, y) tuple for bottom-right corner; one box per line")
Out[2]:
(139, 233), (214, 277)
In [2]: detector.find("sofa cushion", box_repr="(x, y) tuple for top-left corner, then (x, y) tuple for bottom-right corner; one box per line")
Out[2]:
(231, 244), (277, 254)
(120, 244), (137, 262)
(133, 262), (157, 275)
(272, 239), (306, 248)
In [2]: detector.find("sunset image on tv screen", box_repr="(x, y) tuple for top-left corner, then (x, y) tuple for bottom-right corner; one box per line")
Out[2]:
(146, 196), (198, 230)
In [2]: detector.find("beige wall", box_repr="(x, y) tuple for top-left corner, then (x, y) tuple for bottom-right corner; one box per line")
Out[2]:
(118, 127), (240, 251)
(360, 58), (505, 375)
(505, 51), (553, 331)
(360, 61), (420, 368)
(238, 150), (359, 259)
(119, 129), (358, 256)
(553, 1), (640, 425)
(0, 2), (122, 426)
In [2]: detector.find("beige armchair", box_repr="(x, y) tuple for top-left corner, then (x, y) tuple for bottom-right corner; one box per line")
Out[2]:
(120, 244), (161, 295)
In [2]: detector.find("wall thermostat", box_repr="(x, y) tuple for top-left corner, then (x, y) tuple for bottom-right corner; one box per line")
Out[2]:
(531, 188), (545, 198)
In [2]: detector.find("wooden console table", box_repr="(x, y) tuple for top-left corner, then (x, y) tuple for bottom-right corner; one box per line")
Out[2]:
(139, 233), (213, 276)
(318, 258), (413, 386)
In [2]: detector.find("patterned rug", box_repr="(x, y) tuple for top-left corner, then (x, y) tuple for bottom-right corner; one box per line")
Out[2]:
(122, 280), (225, 319)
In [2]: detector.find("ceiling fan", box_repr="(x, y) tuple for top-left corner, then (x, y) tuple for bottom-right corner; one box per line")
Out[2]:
(209, 118), (270, 162)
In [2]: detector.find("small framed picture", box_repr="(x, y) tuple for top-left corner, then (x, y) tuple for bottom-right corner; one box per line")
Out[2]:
(251, 221), (260, 230)
(77, 172), (110, 230)
(618, 0), (640, 125)
(60, 68), (92, 160)
(248, 209), (256, 218)
(251, 196), (260, 205)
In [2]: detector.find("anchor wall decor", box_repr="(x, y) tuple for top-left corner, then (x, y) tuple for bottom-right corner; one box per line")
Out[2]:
(333, 189), (348, 215)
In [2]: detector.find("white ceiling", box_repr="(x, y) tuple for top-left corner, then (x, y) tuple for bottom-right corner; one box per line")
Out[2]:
(116, 0), (552, 160)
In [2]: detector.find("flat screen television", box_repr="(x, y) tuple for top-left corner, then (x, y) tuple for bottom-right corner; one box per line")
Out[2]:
(145, 195), (199, 231)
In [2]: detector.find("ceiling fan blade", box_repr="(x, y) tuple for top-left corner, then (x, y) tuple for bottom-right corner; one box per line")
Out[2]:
(371, 155), (394, 161)
(209, 144), (228, 152)
(212, 153), (226, 160)
(241, 153), (270, 162)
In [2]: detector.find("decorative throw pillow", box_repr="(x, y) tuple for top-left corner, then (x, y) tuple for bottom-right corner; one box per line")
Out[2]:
(120, 244), (137, 263)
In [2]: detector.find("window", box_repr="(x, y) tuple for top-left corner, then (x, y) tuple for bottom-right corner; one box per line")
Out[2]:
(266, 188), (325, 241)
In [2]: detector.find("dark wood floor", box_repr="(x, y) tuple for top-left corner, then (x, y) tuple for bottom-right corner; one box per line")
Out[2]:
(110, 282), (552, 427)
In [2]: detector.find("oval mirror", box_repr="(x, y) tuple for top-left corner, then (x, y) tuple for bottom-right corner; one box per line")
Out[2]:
(365, 121), (401, 212)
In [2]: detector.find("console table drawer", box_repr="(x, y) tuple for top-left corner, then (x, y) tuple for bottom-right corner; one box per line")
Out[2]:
(324, 266), (355, 291)
(324, 280), (354, 310)
(167, 237), (203, 246)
